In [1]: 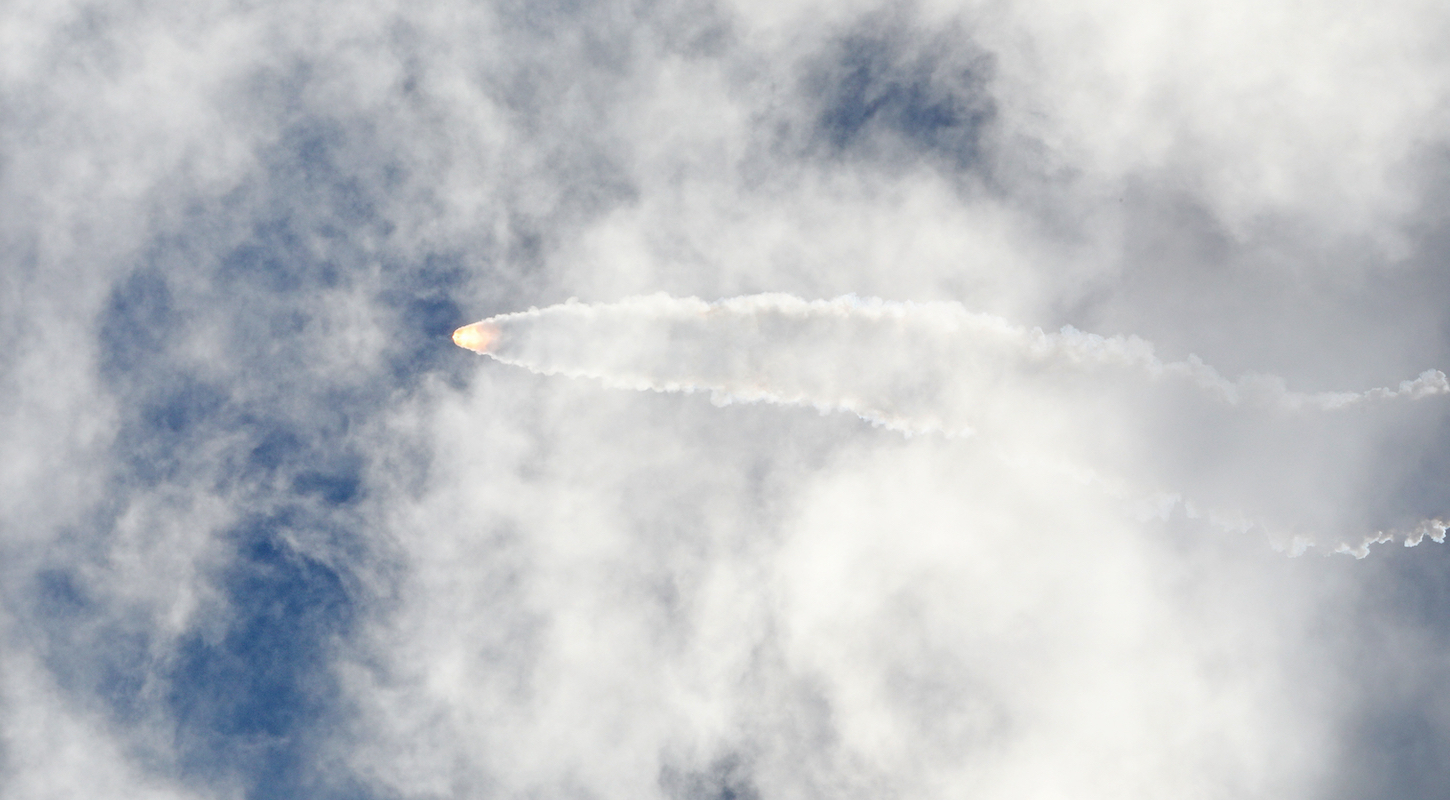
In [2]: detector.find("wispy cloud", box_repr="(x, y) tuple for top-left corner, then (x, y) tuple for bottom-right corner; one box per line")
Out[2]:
(6, 0), (1450, 798)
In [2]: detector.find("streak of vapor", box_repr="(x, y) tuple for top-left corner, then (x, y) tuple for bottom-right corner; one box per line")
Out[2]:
(454, 293), (1450, 555)
(455, 293), (1448, 422)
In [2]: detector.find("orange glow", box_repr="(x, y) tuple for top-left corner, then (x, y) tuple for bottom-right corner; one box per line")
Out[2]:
(452, 322), (500, 354)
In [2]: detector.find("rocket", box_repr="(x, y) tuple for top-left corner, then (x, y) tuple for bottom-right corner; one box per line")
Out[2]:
(452, 322), (500, 354)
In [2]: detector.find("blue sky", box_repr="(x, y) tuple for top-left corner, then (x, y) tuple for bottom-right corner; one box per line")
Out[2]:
(5, 1), (1450, 798)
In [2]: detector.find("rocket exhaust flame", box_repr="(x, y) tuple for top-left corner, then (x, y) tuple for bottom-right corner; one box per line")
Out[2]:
(452, 322), (500, 354)
(452, 293), (1450, 556)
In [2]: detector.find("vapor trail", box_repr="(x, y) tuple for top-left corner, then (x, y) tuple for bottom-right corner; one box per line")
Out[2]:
(452, 293), (1450, 556)
(453, 293), (1448, 432)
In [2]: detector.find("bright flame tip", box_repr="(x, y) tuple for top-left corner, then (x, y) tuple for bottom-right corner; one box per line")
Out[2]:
(452, 322), (500, 354)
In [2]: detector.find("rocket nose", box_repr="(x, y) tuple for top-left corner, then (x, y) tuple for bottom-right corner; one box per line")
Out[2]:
(452, 322), (500, 353)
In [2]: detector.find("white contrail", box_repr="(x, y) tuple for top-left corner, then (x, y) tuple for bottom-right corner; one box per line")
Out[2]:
(454, 293), (1448, 427)
(459, 293), (1013, 436)
(452, 293), (1450, 556)
(1334, 519), (1449, 558)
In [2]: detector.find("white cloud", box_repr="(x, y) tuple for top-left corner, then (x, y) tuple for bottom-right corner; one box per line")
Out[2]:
(6, 0), (1450, 797)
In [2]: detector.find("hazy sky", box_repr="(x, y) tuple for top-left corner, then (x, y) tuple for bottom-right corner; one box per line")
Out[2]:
(5, 1), (1450, 798)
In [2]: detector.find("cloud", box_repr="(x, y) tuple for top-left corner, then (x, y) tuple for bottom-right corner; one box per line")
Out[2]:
(5, 0), (1450, 798)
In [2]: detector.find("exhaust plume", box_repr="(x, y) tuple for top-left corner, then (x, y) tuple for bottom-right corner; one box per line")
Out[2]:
(454, 293), (1447, 423)
(454, 293), (1450, 554)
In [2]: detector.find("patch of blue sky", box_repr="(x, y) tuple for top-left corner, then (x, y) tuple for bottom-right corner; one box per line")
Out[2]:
(166, 517), (356, 798)
(808, 23), (995, 172)
(29, 109), (473, 797)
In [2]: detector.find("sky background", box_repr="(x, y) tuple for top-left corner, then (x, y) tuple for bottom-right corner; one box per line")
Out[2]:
(5, 0), (1450, 798)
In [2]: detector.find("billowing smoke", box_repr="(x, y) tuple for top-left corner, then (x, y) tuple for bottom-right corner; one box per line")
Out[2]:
(455, 293), (1450, 556)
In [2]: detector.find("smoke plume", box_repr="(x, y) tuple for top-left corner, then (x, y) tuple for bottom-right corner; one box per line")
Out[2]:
(455, 293), (1450, 556)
